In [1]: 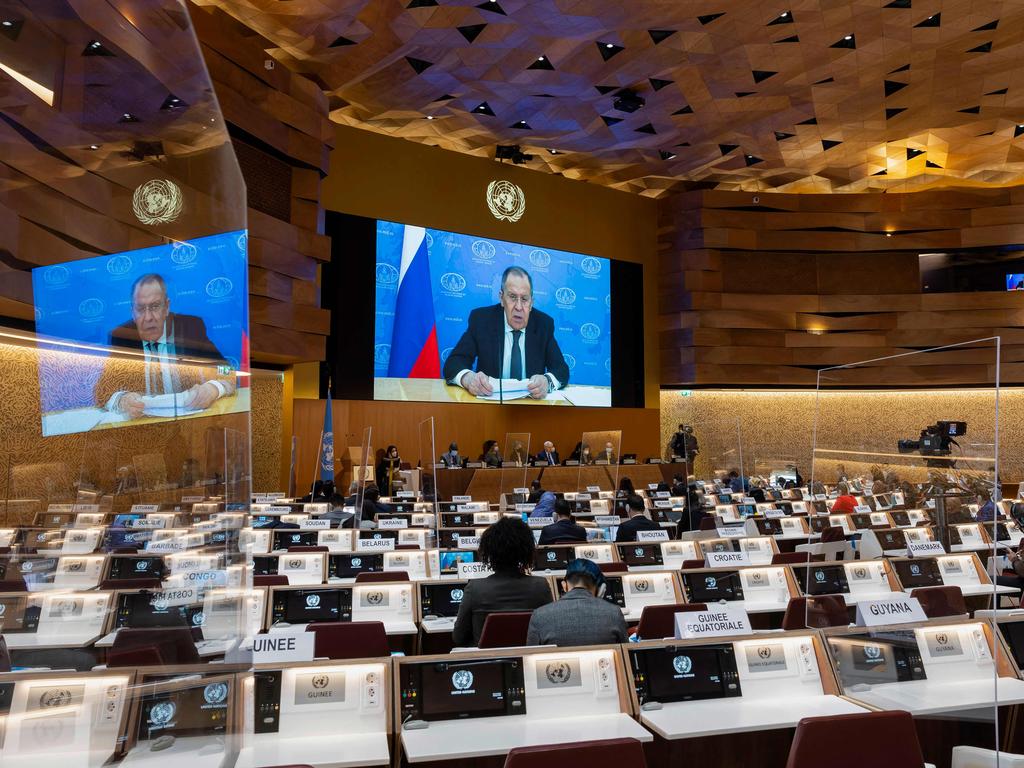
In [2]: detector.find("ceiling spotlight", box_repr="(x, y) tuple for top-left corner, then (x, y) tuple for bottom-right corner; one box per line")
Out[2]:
(1, 20), (12, 27)
(426, 115), (434, 120)
(548, 149), (560, 154)
(90, 41), (101, 48)
(88, 144), (99, 150)
(780, 11), (788, 17)
(844, 35), (853, 40)
(537, 56), (545, 61)
(886, 233), (893, 237)
(605, 43), (614, 48)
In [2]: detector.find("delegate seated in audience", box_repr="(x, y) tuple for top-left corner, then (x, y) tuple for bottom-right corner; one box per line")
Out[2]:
(527, 479), (544, 503)
(830, 482), (858, 514)
(998, 546), (1024, 591)
(975, 489), (997, 522)
(538, 499), (587, 545)
(749, 481), (767, 504)
(526, 559), (628, 647)
(670, 473), (687, 498)
(359, 486), (389, 524)
(617, 476), (636, 498)
(529, 491), (557, 519)
(452, 517), (553, 647)
(615, 495), (661, 542)
(727, 468), (748, 493)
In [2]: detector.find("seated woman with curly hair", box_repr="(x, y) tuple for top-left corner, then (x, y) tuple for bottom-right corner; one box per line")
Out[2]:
(452, 516), (553, 646)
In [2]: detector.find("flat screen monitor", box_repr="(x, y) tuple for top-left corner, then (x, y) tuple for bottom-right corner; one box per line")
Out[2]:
(102, 528), (152, 551)
(685, 571), (744, 603)
(0, 595), (40, 633)
(828, 631), (926, 687)
(877, 529), (906, 550)
(890, 510), (912, 527)
(112, 513), (141, 528)
(108, 556), (165, 581)
(619, 543), (664, 567)
(1008, 274), (1024, 291)
(439, 529), (474, 549)
(736, 504), (757, 519)
(272, 530), (319, 550)
(754, 518), (783, 536)
(797, 564), (850, 595)
(439, 551), (475, 574)
(373, 219), (611, 407)
(716, 495), (733, 505)
(630, 645), (741, 704)
(32, 230), (249, 437)
(328, 553), (384, 579)
(420, 583), (468, 618)
(114, 592), (204, 629)
(533, 548), (570, 571)
(272, 589), (352, 624)
(400, 658), (527, 721)
(998, 621), (1024, 668)
(769, 490), (783, 501)
(811, 501), (828, 515)
(137, 680), (231, 741)
(893, 558), (944, 589)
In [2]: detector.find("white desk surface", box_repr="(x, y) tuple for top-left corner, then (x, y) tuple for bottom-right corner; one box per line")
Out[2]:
(901, 585), (1017, 597)
(1, 749), (117, 768)
(238, 733), (389, 768)
(401, 713), (651, 762)
(3, 632), (103, 650)
(845, 677), (1024, 716)
(840, 592), (898, 606)
(741, 601), (790, 614)
(120, 736), (228, 767)
(420, 617), (456, 634)
(641, 695), (869, 739)
(268, 620), (418, 636)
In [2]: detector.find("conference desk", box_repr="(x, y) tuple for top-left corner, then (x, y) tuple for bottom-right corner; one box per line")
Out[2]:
(434, 464), (676, 502)
(374, 377), (612, 407)
(41, 388), (251, 433)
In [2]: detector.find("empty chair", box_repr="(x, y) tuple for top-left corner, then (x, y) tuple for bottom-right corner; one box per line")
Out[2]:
(598, 562), (629, 574)
(255, 574), (289, 587)
(108, 626), (200, 667)
(699, 517), (718, 531)
(355, 570), (409, 583)
(504, 738), (647, 768)
(952, 746), (1024, 768)
(306, 621), (389, 659)
(772, 551), (811, 565)
(782, 595), (849, 630)
(681, 559), (705, 570)
(287, 545), (328, 553)
(786, 710), (925, 768)
(478, 611), (534, 649)
(820, 526), (846, 543)
(99, 577), (162, 590)
(910, 585), (968, 618)
(635, 603), (707, 640)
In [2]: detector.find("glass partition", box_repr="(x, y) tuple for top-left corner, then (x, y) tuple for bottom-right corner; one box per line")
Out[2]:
(500, 431), (531, 510)
(808, 338), (1001, 763)
(418, 417), (438, 543)
(354, 427), (374, 529)
(576, 429), (621, 494)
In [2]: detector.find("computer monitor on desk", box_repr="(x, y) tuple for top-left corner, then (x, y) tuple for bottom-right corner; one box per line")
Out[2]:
(420, 582), (468, 618)
(630, 643), (742, 704)
(112, 590), (205, 631)
(272, 530), (319, 551)
(400, 657), (527, 723)
(0, 594), (40, 633)
(533, 547), (571, 572)
(617, 542), (665, 568)
(328, 553), (385, 579)
(270, 587), (353, 624)
(891, 558), (944, 589)
(682, 570), (744, 603)
(125, 675), (234, 762)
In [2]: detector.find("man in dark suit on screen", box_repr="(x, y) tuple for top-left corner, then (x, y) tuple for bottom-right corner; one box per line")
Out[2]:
(94, 273), (236, 419)
(443, 266), (570, 399)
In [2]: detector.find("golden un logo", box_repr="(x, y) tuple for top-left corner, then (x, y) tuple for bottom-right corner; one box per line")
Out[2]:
(486, 180), (526, 222)
(132, 179), (183, 225)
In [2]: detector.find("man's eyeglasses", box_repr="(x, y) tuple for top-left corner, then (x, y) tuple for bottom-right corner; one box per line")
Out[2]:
(503, 292), (532, 308)
(132, 301), (167, 316)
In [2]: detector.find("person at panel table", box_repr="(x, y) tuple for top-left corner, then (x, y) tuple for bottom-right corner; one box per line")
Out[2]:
(439, 442), (463, 468)
(94, 273), (236, 418)
(598, 441), (617, 464)
(443, 266), (570, 399)
(480, 440), (502, 468)
(536, 441), (560, 466)
(507, 440), (528, 467)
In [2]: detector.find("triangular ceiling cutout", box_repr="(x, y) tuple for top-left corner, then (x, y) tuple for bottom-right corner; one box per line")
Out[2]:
(510, 120), (530, 129)
(752, 70), (777, 84)
(814, 77), (834, 85)
(635, 122), (657, 134)
(797, 116), (818, 125)
(719, 143), (738, 155)
(775, 35), (800, 43)
(744, 154), (763, 166)
(967, 41), (992, 54)
(649, 78), (673, 91)
(698, 13), (725, 25)
(329, 36), (356, 47)
(659, 150), (677, 160)
(0, 19), (24, 41)
(472, 101), (494, 116)
(884, 80), (908, 96)
(907, 147), (925, 159)
(958, 105), (981, 114)
(985, 87), (1008, 95)
(768, 11), (793, 25)
(774, 131), (795, 140)
(595, 85), (617, 95)
(885, 107), (907, 119)
(160, 93), (187, 110)
(476, 0), (506, 14)
(978, 131), (996, 137)
(405, 56), (433, 74)
(672, 105), (693, 115)
(675, 142), (691, 147)
(597, 42), (624, 61)
(528, 55), (554, 70)
(433, 94), (455, 102)
(831, 34), (855, 48)
(735, 91), (755, 98)
(885, 0), (911, 7)
(457, 24), (486, 43)
(83, 40), (114, 56)
(1015, 124), (1024, 138)
(873, 168), (888, 175)
(915, 13), (941, 27)
(821, 139), (842, 150)
(601, 115), (622, 126)
(973, 19), (998, 31)
(407, 0), (437, 6)
(648, 29), (676, 44)
(889, 63), (910, 74)
(925, 160), (942, 168)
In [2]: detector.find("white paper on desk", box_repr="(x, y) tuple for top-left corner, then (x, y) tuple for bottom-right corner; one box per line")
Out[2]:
(476, 377), (532, 401)
(141, 391), (204, 417)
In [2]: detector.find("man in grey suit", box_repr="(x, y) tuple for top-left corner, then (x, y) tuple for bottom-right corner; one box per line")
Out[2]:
(526, 559), (628, 647)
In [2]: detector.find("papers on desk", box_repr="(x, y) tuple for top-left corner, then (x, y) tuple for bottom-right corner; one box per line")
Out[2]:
(476, 378), (532, 401)
(140, 391), (204, 417)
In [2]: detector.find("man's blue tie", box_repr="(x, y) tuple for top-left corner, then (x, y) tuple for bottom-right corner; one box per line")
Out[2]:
(510, 329), (522, 379)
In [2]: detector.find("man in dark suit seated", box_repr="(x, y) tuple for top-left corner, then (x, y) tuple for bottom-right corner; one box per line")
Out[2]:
(94, 273), (235, 418)
(442, 266), (569, 400)
(535, 441), (560, 466)
(538, 499), (587, 545)
(614, 496), (662, 542)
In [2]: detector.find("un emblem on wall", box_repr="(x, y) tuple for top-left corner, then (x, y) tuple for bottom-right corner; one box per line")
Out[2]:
(132, 179), (183, 225)
(486, 180), (526, 222)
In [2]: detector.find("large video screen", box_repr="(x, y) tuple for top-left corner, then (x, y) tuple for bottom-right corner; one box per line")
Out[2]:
(373, 220), (612, 407)
(32, 230), (249, 436)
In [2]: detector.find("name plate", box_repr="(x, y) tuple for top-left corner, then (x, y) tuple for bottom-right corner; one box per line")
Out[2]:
(466, 462), (483, 468)
(357, 537), (396, 552)
(378, 518), (409, 530)
(515, 504), (536, 513)
(565, 460), (580, 466)
(458, 561), (493, 579)
(149, 587), (198, 608)
(742, 496), (756, 504)
(266, 506), (291, 515)
(131, 518), (167, 529)
(637, 529), (669, 542)
(594, 516), (621, 527)
(181, 495), (205, 503)
(718, 525), (748, 538)
(146, 539), (188, 553)
(856, 595), (928, 627)
(457, 535), (481, 550)
(397, 491), (415, 498)
(131, 505), (160, 514)
(452, 495), (472, 503)
(765, 508), (785, 519)
(705, 550), (751, 568)
(304, 503), (329, 515)
(576, 493), (592, 501)
(676, 605), (752, 639)
(167, 570), (228, 588)
(854, 505), (872, 514)
(299, 518), (332, 530)
(529, 516), (554, 527)
(251, 632), (315, 663)
(587, 486), (601, 493)
(72, 504), (100, 513)
(47, 504), (74, 513)
(514, 487), (529, 495)
(908, 540), (946, 557)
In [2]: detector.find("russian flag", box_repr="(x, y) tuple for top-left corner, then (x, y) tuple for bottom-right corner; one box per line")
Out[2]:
(388, 225), (440, 378)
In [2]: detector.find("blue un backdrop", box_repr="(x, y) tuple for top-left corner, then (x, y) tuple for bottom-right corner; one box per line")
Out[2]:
(374, 220), (612, 387)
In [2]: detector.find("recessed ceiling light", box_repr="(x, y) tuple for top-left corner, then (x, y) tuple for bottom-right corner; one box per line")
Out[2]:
(90, 41), (101, 48)
(605, 43), (614, 48)
(210, 118), (215, 122)
(122, 112), (131, 118)
(1, 20), (12, 27)
(844, 34), (853, 40)
(548, 149), (559, 154)
(426, 115), (434, 119)
(537, 56), (545, 61)
(88, 144), (99, 150)
(780, 11), (788, 17)
(886, 233), (892, 237)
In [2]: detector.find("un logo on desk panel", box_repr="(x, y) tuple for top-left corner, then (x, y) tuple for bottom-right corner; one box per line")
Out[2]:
(705, 576), (717, 589)
(634, 579), (650, 592)
(673, 656), (692, 675)
(351, 558), (363, 568)
(471, 240), (496, 262)
(66, 560), (84, 572)
(936, 633), (948, 645)
(529, 249), (550, 268)
(910, 564), (921, 576)
(43, 265), (70, 285)
(580, 323), (600, 341)
(0, 604), (6, 617)
(106, 254), (132, 276)
(545, 662), (573, 685)
(440, 272), (467, 294)
(21, 561), (34, 572)
(192, 611), (206, 626)
(312, 675), (330, 690)
(286, 559), (303, 569)
(581, 257), (602, 275)
(555, 287), (576, 306)
(547, 551), (557, 561)
(132, 179), (183, 225)
(854, 567), (867, 579)
(451, 589), (464, 602)
(757, 647), (773, 660)
(39, 688), (74, 708)
(206, 277), (234, 299)
(204, 683), (229, 705)
(79, 298), (104, 318)
(634, 547), (644, 557)
(135, 561), (149, 571)
(452, 670), (474, 691)
(366, 590), (385, 606)
(863, 645), (882, 661)
(375, 263), (399, 285)
(171, 241), (199, 265)
(152, 598), (170, 612)
(150, 701), (177, 726)
(306, 594), (321, 608)
(814, 570), (826, 582)
(486, 180), (526, 222)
